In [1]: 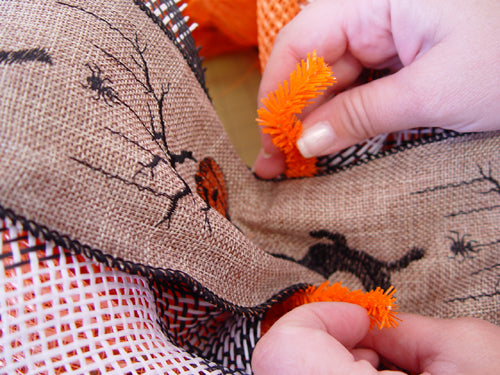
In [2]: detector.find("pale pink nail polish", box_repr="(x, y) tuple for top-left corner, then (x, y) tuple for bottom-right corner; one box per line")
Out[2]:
(297, 121), (336, 158)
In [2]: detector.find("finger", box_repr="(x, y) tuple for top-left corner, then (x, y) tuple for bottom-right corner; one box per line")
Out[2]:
(257, 1), (346, 105)
(252, 133), (285, 179)
(360, 313), (500, 374)
(360, 313), (453, 373)
(273, 303), (371, 349)
(295, 73), (414, 157)
(252, 147), (285, 179)
(254, 38), (362, 179)
(253, 56), (354, 179)
(258, 0), (397, 104)
(255, 0), (398, 177)
(259, 49), (363, 113)
(252, 302), (379, 375)
(295, 48), (453, 158)
(299, 51), (363, 119)
(253, 52), (362, 178)
(351, 348), (380, 368)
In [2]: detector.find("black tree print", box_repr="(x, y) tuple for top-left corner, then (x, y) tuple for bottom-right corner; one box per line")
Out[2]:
(411, 162), (500, 218)
(60, 1), (210, 229)
(411, 162), (500, 303)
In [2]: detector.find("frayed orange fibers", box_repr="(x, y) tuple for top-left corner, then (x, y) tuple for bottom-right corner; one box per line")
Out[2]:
(261, 281), (400, 335)
(257, 51), (336, 178)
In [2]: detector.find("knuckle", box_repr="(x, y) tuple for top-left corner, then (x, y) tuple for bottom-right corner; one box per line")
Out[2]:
(338, 89), (376, 141)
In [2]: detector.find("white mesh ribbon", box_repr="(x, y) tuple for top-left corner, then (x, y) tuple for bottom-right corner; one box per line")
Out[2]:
(0, 216), (255, 374)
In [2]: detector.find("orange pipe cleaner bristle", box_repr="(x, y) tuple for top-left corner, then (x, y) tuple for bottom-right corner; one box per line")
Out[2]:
(261, 281), (400, 335)
(257, 51), (336, 178)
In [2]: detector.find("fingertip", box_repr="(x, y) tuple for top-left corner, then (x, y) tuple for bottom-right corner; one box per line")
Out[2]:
(359, 313), (440, 373)
(322, 303), (372, 348)
(351, 348), (380, 369)
(283, 302), (372, 349)
(252, 148), (286, 179)
(252, 303), (374, 375)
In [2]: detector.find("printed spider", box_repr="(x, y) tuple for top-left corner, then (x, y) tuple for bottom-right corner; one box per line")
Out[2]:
(82, 63), (119, 106)
(447, 231), (480, 261)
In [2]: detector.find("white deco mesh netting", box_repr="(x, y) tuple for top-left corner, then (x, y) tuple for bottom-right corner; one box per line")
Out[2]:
(0, 216), (256, 374)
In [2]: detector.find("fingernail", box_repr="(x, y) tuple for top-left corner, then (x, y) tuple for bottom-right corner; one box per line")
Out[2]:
(296, 121), (336, 158)
(259, 148), (273, 159)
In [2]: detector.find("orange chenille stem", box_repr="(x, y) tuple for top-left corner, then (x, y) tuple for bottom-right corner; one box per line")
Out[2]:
(257, 51), (336, 177)
(261, 282), (400, 335)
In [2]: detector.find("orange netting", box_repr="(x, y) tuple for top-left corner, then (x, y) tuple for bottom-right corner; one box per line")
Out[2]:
(183, 0), (307, 70)
(182, 0), (258, 58)
(256, 0), (306, 70)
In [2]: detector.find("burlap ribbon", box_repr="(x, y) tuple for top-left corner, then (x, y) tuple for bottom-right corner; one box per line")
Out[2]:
(1, 0), (498, 325)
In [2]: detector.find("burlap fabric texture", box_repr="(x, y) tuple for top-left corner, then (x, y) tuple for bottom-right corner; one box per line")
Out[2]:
(0, 0), (499, 373)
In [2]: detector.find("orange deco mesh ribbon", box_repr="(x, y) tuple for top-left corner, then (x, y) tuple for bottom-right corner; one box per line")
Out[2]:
(257, 0), (307, 70)
(183, 0), (306, 70)
(184, 0), (310, 70)
(183, 0), (258, 58)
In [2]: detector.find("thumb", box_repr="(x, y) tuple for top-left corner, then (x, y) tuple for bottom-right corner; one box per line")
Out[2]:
(297, 66), (431, 158)
(360, 313), (500, 375)
(251, 303), (396, 375)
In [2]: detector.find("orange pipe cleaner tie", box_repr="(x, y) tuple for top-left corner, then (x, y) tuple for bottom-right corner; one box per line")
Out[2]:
(257, 51), (337, 178)
(261, 281), (400, 335)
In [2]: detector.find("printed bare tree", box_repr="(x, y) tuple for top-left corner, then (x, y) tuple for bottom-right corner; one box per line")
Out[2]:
(411, 162), (500, 302)
(62, 1), (211, 230)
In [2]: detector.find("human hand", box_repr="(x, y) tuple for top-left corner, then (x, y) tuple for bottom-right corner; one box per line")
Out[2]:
(253, 0), (500, 178)
(251, 302), (500, 375)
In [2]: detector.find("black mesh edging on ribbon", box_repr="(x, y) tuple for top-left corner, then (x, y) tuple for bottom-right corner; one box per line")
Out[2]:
(0, 204), (308, 317)
(136, 0), (208, 98)
(316, 129), (463, 176)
